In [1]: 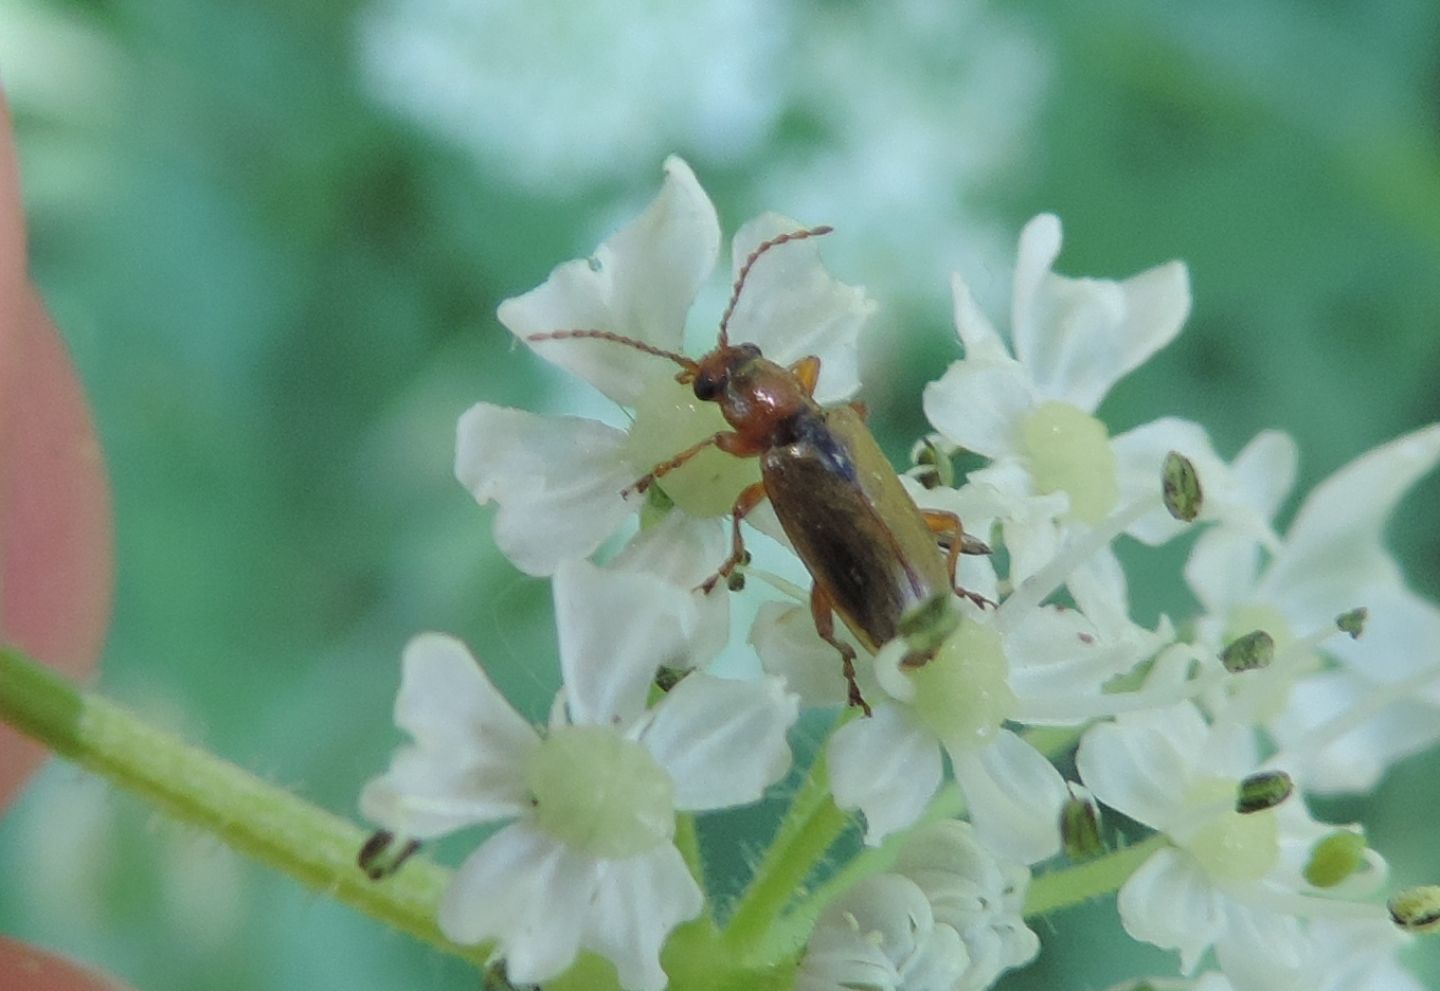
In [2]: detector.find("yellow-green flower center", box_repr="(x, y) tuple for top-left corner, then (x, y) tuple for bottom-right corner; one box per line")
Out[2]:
(1225, 603), (1295, 653)
(525, 725), (675, 859)
(1176, 776), (1279, 882)
(623, 377), (761, 519)
(907, 619), (1016, 752)
(1019, 400), (1119, 524)
(1224, 603), (1320, 721)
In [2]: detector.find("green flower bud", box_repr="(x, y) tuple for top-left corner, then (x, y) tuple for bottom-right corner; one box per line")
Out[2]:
(1303, 830), (1368, 888)
(1061, 785), (1105, 861)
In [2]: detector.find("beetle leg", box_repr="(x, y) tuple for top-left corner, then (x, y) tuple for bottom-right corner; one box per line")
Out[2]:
(810, 583), (872, 716)
(624, 431), (734, 496)
(625, 431), (769, 497)
(921, 510), (996, 610)
(698, 481), (767, 594)
(787, 354), (822, 396)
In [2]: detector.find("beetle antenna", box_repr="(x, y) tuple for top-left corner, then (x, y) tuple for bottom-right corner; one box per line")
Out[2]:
(717, 225), (834, 347)
(526, 330), (698, 372)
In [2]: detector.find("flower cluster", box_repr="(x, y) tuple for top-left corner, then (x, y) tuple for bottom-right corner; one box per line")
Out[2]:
(361, 159), (1440, 990)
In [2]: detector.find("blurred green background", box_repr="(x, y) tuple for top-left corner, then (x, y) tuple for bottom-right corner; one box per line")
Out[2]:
(2, 0), (1439, 988)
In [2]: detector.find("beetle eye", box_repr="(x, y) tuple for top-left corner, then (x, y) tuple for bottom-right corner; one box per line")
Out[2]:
(693, 372), (720, 401)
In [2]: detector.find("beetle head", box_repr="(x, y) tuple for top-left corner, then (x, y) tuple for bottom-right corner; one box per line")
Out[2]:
(684, 343), (762, 401)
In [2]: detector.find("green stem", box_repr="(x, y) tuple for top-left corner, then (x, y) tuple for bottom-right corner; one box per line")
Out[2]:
(721, 744), (849, 961)
(0, 649), (487, 966)
(674, 813), (720, 935)
(760, 782), (965, 961)
(1023, 834), (1168, 917)
(675, 813), (705, 887)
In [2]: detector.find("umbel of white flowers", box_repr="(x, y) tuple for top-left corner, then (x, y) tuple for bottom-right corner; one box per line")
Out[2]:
(362, 157), (1440, 991)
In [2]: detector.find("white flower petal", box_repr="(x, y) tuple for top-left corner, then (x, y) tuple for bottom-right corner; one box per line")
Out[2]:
(1015, 230), (1189, 411)
(1076, 704), (1208, 829)
(1325, 582), (1440, 688)
(554, 558), (697, 729)
(1117, 846), (1226, 973)
(831, 874), (935, 966)
(956, 465), (1066, 584)
(1092, 260), (1191, 401)
(1214, 909), (1309, 991)
(1286, 918), (1423, 991)
(800, 924), (900, 991)
(950, 729), (1066, 864)
(455, 403), (635, 576)
(1261, 424), (1440, 615)
(1230, 429), (1299, 527)
(1066, 545), (1132, 641)
(900, 923), (970, 991)
(829, 704), (943, 845)
(609, 512), (730, 669)
(1270, 670), (1440, 794)
(1006, 607), (1156, 721)
(750, 601), (864, 708)
(1111, 416), (1228, 546)
(922, 357), (1034, 459)
(609, 509), (725, 588)
(1010, 214), (1063, 353)
(639, 672), (798, 811)
(895, 820), (1002, 891)
(393, 633), (539, 754)
(360, 634), (539, 836)
(893, 823), (1035, 971)
(724, 212), (875, 404)
(583, 845), (704, 991)
(439, 821), (597, 980)
(1185, 525), (1263, 619)
(950, 272), (1007, 360)
(497, 157), (720, 406)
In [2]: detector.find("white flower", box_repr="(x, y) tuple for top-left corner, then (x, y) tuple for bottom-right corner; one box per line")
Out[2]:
(1184, 423), (1440, 792)
(796, 821), (1038, 991)
(891, 820), (1040, 991)
(456, 155), (873, 576)
(358, 0), (780, 190)
(819, 604), (1158, 862)
(361, 559), (799, 990)
(1076, 700), (1388, 976)
(752, 515), (1164, 861)
(915, 217), (1238, 644)
(923, 213), (1191, 533)
(796, 874), (969, 991)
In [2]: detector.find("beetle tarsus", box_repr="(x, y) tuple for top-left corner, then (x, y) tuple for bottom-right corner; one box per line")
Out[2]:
(842, 652), (872, 717)
(621, 475), (654, 498)
(958, 587), (997, 610)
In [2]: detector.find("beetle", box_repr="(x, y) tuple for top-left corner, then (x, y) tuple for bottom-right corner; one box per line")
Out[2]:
(528, 226), (989, 714)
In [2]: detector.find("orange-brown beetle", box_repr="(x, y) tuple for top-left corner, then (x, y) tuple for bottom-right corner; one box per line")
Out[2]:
(530, 228), (987, 713)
